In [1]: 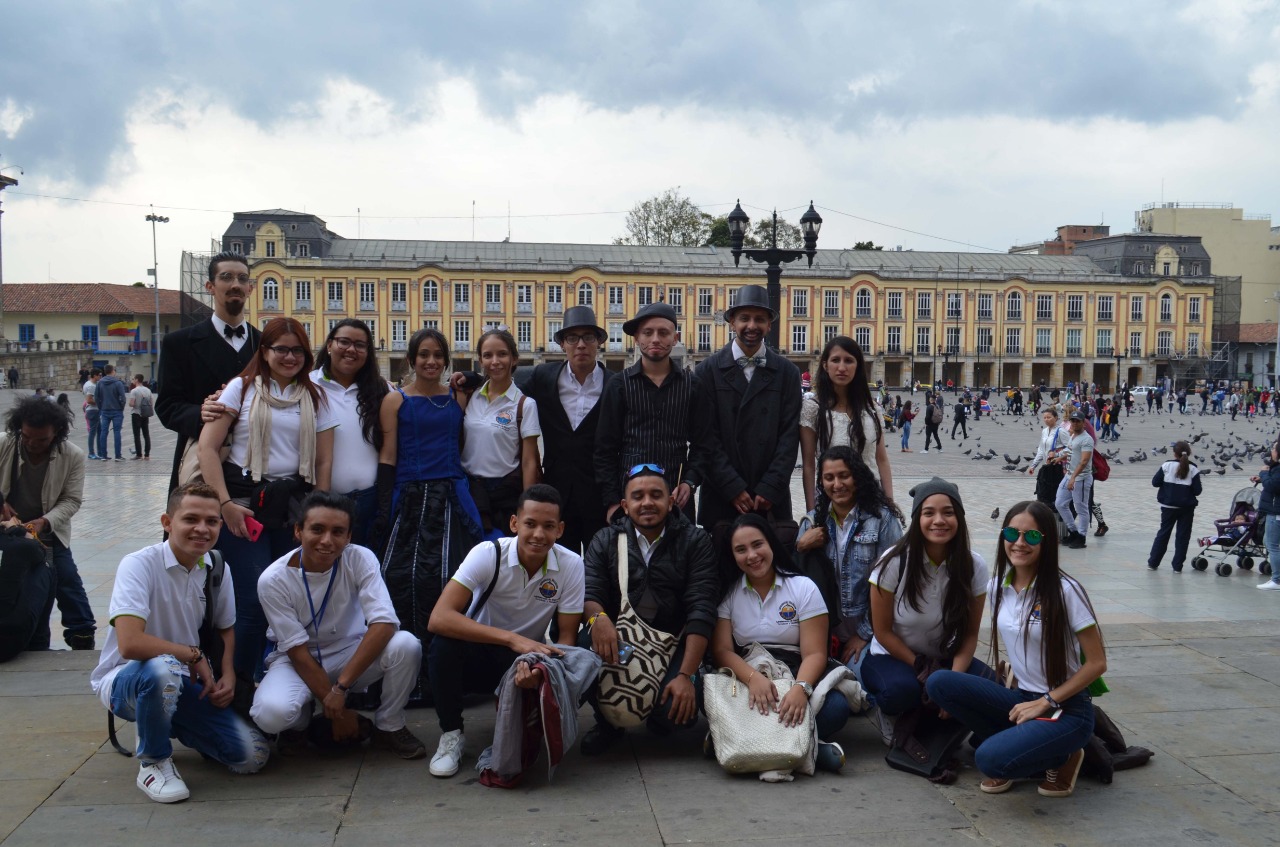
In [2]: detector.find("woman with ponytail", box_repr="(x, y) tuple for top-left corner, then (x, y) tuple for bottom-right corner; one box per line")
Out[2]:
(1147, 440), (1202, 572)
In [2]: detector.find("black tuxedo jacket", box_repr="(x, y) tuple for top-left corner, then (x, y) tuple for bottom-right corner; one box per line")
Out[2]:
(517, 361), (613, 514)
(156, 319), (261, 495)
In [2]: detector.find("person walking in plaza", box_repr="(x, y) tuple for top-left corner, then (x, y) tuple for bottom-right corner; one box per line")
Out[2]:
(951, 396), (969, 441)
(926, 500), (1106, 798)
(595, 302), (709, 523)
(197, 317), (336, 680)
(6, 366), (17, 390)
(697, 284), (802, 537)
(128, 373), (153, 460)
(251, 491), (427, 760)
(157, 252), (261, 497)
(898, 401), (916, 452)
(1054, 411), (1095, 550)
(0, 395), (96, 650)
(800, 334), (893, 510)
(921, 394), (944, 453)
(1254, 440), (1280, 590)
(89, 482), (269, 803)
(96, 364), (128, 461)
(376, 328), (487, 703)
(1147, 441), (1201, 572)
(516, 307), (614, 554)
(312, 319), (388, 548)
(862, 478), (994, 720)
(82, 368), (101, 459)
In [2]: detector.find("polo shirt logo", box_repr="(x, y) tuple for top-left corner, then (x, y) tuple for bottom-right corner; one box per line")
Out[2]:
(1029, 601), (1042, 624)
(495, 413), (513, 426)
(778, 601), (797, 623)
(538, 578), (558, 600)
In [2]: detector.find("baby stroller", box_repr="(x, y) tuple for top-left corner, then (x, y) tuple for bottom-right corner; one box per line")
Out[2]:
(1191, 486), (1268, 577)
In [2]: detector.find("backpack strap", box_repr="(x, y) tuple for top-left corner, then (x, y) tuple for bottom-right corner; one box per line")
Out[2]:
(513, 395), (527, 465)
(469, 539), (504, 619)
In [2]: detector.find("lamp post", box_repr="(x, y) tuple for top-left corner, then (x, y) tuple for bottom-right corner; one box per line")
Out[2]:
(1114, 350), (1122, 395)
(145, 207), (169, 382)
(727, 201), (822, 350)
(0, 171), (18, 342)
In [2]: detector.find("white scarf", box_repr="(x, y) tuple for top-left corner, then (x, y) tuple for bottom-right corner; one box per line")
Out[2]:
(243, 376), (317, 484)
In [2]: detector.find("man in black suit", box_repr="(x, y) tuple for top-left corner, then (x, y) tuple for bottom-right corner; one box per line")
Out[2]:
(693, 284), (801, 535)
(516, 306), (613, 554)
(156, 252), (261, 496)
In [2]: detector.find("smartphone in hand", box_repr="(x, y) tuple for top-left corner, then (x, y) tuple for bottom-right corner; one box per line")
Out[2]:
(1035, 708), (1063, 722)
(617, 642), (635, 665)
(244, 516), (264, 542)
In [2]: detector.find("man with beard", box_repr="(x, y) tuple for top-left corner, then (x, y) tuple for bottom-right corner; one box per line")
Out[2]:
(693, 284), (801, 536)
(516, 306), (614, 554)
(157, 253), (261, 497)
(577, 464), (718, 754)
(595, 302), (709, 522)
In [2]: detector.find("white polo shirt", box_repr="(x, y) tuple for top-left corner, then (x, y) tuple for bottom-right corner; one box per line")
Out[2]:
(993, 573), (1096, 693)
(90, 542), (236, 710)
(258, 544), (399, 668)
(716, 572), (826, 649)
(558, 363), (604, 431)
(310, 368), (379, 494)
(461, 381), (541, 479)
(868, 551), (989, 660)
(451, 537), (584, 642)
(218, 377), (338, 479)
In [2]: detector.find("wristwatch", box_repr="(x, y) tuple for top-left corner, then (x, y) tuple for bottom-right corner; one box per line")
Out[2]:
(797, 681), (814, 698)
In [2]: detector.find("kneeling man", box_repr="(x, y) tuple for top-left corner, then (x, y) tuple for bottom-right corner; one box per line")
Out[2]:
(426, 484), (584, 777)
(89, 482), (268, 804)
(251, 491), (426, 759)
(580, 463), (719, 753)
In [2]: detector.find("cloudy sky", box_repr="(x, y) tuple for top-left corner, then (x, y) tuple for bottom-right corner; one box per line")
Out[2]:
(2, 0), (1278, 287)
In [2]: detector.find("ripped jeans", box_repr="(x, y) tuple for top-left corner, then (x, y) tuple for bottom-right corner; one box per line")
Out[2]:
(108, 656), (268, 772)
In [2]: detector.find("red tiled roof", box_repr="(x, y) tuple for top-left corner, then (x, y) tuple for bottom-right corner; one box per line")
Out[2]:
(1, 283), (186, 315)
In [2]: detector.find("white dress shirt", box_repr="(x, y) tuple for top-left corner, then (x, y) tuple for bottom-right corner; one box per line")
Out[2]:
(211, 314), (251, 353)
(558, 363), (604, 431)
(731, 340), (766, 382)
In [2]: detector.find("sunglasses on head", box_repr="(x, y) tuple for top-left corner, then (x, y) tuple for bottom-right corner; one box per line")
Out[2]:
(626, 463), (665, 480)
(1000, 527), (1044, 546)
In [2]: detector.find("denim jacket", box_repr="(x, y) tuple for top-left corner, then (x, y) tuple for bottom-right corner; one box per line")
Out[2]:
(799, 505), (903, 642)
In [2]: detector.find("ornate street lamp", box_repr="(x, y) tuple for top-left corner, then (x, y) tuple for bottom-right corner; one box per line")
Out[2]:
(728, 200), (822, 350)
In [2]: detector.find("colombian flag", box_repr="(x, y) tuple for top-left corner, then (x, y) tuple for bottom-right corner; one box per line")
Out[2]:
(107, 320), (139, 336)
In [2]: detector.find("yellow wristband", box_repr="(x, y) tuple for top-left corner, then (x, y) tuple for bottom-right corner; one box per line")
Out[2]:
(587, 612), (608, 627)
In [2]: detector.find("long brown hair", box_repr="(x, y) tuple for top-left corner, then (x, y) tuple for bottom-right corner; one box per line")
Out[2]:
(238, 317), (323, 410)
(989, 500), (1102, 688)
(814, 335), (881, 457)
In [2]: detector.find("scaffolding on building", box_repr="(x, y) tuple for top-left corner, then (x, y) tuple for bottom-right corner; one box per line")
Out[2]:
(179, 249), (216, 328)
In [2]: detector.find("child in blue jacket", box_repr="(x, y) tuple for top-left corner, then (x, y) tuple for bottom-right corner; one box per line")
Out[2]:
(1148, 441), (1202, 572)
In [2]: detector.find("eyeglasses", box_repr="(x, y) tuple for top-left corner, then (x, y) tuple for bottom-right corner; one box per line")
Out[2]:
(561, 333), (599, 347)
(626, 463), (665, 479)
(267, 345), (307, 358)
(331, 337), (370, 352)
(1000, 527), (1044, 546)
(215, 272), (252, 284)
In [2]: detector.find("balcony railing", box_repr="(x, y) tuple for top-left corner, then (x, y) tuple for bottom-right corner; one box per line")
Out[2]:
(1007, 312), (1023, 321)
(453, 304), (471, 314)
(359, 300), (376, 312)
(886, 345), (902, 354)
(484, 303), (503, 313)
(517, 302), (533, 313)
(792, 309), (809, 318)
(295, 299), (312, 311)
(1097, 313), (1113, 322)
(546, 302), (563, 314)
(327, 299), (344, 310)
(608, 303), (625, 315)
(1006, 345), (1022, 355)
(977, 312), (993, 321)
(423, 301), (439, 312)
(917, 344), (931, 354)
(391, 341), (407, 351)
(1097, 347), (1114, 357)
(1156, 347), (1173, 358)
(1066, 347), (1082, 357)
(1067, 313), (1084, 322)
(518, 341), (532, 352)
(262, 299), (279, 311)
(607, 341), (624, 352)
(455, 341), (471, 351)
(391, 301), (407, 312)
(976, 345), (992, 355)
(697, 344), (712, 353)
(1035, 346), (1051, 356)
(916, 311), (932, 320)
(887, 310), (903, 320)
(1129, 347), (1142, 357)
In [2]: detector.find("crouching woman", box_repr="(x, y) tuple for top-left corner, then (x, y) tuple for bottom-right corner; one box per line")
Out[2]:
(926, 500), (1107, 798)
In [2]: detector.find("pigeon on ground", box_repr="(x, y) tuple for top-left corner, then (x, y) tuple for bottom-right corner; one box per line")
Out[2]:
(991, 508), (1000, 519)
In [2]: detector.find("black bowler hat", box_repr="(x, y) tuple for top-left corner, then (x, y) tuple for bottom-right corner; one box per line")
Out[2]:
(555, 306), (606, 344)
(623, 302), (679, 336)
(724, 284), (777, 321)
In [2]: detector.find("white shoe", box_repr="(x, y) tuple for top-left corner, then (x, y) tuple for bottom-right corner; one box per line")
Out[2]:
(137, 758), (190, 803)
(429, 729), (465, 777)
(1258, 581), (1280, 591)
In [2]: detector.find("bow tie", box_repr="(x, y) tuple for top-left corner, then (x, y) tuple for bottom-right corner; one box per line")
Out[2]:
(223, 324), (246, 339)
(736, 355), (765, 369)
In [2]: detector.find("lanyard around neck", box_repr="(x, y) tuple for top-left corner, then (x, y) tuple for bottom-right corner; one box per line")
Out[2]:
(300, 556), (339, 667)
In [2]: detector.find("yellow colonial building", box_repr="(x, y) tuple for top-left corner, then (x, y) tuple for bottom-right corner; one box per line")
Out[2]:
(223, 210), (1220, 389)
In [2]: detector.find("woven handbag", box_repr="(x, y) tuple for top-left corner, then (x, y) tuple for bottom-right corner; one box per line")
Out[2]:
(596, 532), (678, 728)
(704, 668), (812, 773)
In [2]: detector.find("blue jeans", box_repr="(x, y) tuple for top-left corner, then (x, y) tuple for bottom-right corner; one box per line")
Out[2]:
(860, 653), (995, 716)
(1265, 514), (1280, 585)
(816, 689), (850, 740)
(98, 409), (124, 458)
(215, 523), (297, 679)
(85, 409), (100, 456)
(900, 421), (912, 450)
(925, 670), (1094, 779)
(108, 655), (268, 772)
(343, 485), (377, 549)
(35, 540), (96, 648)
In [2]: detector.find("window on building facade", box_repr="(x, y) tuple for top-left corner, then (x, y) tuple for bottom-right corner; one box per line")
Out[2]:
(1162, 261), (1171, 276)
(1005, 327), (1021, 354)
(1190, 262), (1202, 275)
(1096, 328), (1113, 356)
(1035, 293), (1053, 321)
(792, 324), (809, 354)
(577, 282), (594, 306)
(358, 281), (376, 308)
(81, 325), (99, 344)
(485, 283), (503, 312)
(517, 284), (532, 313)
(454, 282), (470, 308)
(1188, 296), (1201, 323)
(1129, 331), (1142, 356)
(825, 324), (840, 344)
(887, 291), (904, 319)
(830, 289), (845, 318)
(516, 320), (532, 350)
(854, 288), (871, 319)
(977, 293), (993, 321)
(546, 321), (561, 348)
(423, 319), (439, 331)
(1157, 330), (1172, 356)
(916, 325), (931, 354)
(976, 327), (992, 355)
(547, 284), (563, 313)
(423, 280), (439, 308)
(947, 292), (962, 320)
(698, 287), (713, 315)
(261, 277), (279, 308)
(608, 286), (624, 315)
(1130, 295), (1144, 321)
(293, 279), (311, 309)
(792, 288), (809, 317)
(608, 322), (624, 352)
(297, 243), (310, 258)
(1035, 328), (1052, 356)
(1097, 295), (1113, 322)
(1066, 328), (1082, 356)
(698, 323), (712, 352)
(916, 291), (932, 319)
(1006, 292), (1022, 320)
(1159, 293), (1173, 322)
(265, 241), (276, 258)
(727, 287), (739, 308)
(1067, 294), (1083, 321)
(887, 326), (902, 353)
(945, 325), (960, 353)
(391, 281), (407, 311)
(327, 281), (344, 309)
(855, 326), (871, 350)
(392, 319), (407, 350)
(638, 286), (654, 307)
(327, 318), (341, 334)
(455, 320), (471, 350)
(1188, 331), (1200, 356)
(668, 287), (683, 313)
(365, 319), (376, 345)
(231, 241), (243, 255)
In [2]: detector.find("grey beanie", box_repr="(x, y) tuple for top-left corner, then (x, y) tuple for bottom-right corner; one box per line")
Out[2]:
(908, 477), (965, 519)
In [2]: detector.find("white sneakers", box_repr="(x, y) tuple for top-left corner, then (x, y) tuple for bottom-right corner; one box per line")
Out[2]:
(1258, 581), (1280, 591)
(430, 729), (465, 778)
(137, 758), (190, 803)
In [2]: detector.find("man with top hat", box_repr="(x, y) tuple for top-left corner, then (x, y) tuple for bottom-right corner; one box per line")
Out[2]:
(517, 307), (616, 554)
(595, 302), (709, 523)
(693, 284), (801, 536)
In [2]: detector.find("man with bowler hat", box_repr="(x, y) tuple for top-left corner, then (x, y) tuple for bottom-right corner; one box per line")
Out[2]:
(595, 302), (709, 522)
(694, 284), (801, 539)
(516, 306), (615, 554)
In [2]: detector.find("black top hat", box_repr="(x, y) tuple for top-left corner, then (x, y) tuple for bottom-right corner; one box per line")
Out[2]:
(555, 306), (606, 344)
(623, 302), (679, 336)
(724, 284), (777, 321)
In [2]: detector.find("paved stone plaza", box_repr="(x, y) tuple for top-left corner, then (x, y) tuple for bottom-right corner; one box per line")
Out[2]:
(3, 391), (1280, 846)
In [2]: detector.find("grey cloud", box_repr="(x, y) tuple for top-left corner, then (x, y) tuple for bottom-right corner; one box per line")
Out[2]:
(3, 0), (1273, 187)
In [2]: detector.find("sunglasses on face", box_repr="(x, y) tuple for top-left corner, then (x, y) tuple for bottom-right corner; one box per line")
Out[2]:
(1000, 527), (1044, 546)
(626, 463), (665, 480)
